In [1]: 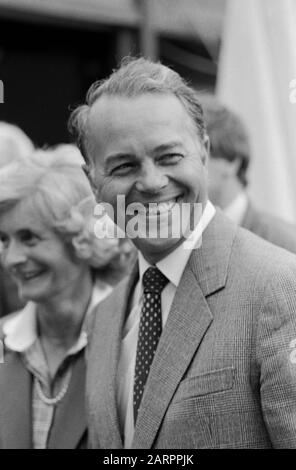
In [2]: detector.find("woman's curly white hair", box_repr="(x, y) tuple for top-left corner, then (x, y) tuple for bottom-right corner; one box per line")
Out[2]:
(0, 144), (122, 270)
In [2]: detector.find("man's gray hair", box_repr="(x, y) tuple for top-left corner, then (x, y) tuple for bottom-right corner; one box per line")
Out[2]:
(69, 57), (206, 162)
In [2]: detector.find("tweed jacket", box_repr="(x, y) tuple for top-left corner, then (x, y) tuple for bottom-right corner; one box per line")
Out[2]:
(86, 210), (296, 449)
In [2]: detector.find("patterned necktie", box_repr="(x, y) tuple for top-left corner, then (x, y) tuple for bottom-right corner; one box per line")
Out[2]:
(133, 266), (169, 424)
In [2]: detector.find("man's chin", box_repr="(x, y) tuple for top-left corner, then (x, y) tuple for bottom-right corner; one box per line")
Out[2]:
(133, 236), (183, 263)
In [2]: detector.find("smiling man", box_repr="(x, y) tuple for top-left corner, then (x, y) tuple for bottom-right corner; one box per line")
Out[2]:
(87, 91), (207, 258)
(69, 57), (296, 449)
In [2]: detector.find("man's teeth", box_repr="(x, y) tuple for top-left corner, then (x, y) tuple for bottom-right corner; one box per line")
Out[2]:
(146, 199), (177, 216)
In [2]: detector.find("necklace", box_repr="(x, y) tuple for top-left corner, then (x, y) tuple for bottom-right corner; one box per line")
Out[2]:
(35, 369), (72, 406)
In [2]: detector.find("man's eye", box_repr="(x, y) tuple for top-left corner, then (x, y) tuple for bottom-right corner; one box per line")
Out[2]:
(111, 163), (136, 176)
(158, 154), (183, 165)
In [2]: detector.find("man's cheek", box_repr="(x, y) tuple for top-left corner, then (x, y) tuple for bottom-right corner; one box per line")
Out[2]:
(101, 186), (117, 206)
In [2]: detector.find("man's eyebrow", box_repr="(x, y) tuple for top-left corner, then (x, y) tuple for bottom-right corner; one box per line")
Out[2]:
(153, 142), (184, 153)
(104, 142), (184, 169)
(105, 153), (135, 169)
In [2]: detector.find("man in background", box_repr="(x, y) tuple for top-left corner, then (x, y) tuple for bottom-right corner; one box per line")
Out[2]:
(201, 95), (296, 252)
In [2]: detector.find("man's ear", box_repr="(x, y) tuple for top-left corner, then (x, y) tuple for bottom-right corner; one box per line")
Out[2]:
(204, 135), (210, 154)
(201, 135), (210, 166)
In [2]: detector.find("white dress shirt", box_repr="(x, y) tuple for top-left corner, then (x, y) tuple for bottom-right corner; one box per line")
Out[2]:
(116, 200), (216, 448)
(224, 191), (248, 225)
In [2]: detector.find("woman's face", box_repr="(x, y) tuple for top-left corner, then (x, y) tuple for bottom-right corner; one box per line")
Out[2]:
(0, 199), (85, 303)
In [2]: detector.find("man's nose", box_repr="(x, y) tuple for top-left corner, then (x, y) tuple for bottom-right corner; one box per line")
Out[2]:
(135, 162), (169, 194)
(3, 240), (28, 271)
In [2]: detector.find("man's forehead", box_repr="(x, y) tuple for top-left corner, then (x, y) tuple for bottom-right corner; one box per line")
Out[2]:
(88, 93), (196, 137)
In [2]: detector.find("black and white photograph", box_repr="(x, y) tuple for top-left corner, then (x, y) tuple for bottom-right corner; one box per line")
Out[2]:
(0, 0), (296, 458)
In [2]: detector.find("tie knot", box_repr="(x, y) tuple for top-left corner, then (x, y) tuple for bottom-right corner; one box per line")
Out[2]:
(142, 267), (168, 294)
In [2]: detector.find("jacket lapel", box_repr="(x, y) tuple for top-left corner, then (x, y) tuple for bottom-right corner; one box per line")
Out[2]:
(47, 353), (87, 449)
(87, 267), (138, 449)
(132, 209), (236, 448)
(0, 351), (32, 448)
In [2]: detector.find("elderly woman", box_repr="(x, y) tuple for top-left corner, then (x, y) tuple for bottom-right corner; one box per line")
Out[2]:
(0, 145), (130, 449)
(0, 122), (34, 317)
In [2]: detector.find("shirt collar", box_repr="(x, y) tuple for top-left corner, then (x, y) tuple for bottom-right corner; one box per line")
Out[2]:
(3, 301), (37, 352)
(224, 191), (248, 225)
(3, 279), (112, 353)
(138, 200), (216, 287)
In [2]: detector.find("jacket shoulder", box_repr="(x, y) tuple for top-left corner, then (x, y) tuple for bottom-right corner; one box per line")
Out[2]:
(234, 222), (296, 280)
